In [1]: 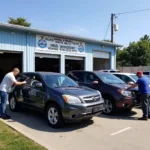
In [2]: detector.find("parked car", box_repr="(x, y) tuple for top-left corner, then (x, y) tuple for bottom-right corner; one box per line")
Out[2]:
(99, 69), (120, 73)
(143, 71), (150, 76)
(142, 72), (150, 78)
(67, 71), (136, 114)
(9, 72), (104, 128)
(112, 73), (142, 104)
(112, 73), (138, 85)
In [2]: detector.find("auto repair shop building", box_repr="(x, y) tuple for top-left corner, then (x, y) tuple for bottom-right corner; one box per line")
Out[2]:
(0, 23), (121, 81)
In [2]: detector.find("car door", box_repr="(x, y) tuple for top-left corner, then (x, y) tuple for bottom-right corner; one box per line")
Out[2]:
(15, 73), (33, 104)
(83, 72), (101, 90)
(68, 72), (85, 84)
(28, 74), (47, 109)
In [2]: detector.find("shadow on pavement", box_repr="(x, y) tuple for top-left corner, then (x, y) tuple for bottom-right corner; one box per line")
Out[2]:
(98, 109), (139, 121)
(6, 106), (94, 133)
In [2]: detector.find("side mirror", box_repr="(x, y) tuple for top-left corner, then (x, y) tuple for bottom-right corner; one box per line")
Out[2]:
(128, 81), (134, 85)
(35, 82), (43, 88)
(92, 81), (99, 84)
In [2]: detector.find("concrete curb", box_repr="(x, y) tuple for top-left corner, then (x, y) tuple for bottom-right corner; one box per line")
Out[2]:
(0, 119), (52, 150)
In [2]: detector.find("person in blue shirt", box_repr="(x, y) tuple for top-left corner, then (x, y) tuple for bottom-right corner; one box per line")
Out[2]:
(127, 71), (150, 120)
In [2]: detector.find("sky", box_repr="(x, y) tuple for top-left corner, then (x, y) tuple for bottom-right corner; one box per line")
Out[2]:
(0, 0), (150, 46)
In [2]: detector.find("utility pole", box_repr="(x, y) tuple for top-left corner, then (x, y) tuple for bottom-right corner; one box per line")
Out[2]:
(111, 13), (115, 43)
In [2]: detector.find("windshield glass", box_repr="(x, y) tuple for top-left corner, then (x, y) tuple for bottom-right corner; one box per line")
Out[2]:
(43, 74), (78, 88)
(130, 75), (138, 81)
(130, 75), (150, 84)
(96, 73), (125, 84)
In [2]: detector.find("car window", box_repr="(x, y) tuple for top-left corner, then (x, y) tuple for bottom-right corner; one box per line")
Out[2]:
(117, 75), (133, 83)
(114, 74), (122, 80)
(70, 72), (84, 82)
(130, 75), (138, 81)
(85, 73), (99, 84)
(110, 71), (120, 73)
(103, 71), (108, 72)
(31, 75), (44, 90)
(143, 72), (150, 75)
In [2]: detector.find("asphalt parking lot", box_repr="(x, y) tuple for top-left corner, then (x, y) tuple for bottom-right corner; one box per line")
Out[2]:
(1, 107), (150, 150)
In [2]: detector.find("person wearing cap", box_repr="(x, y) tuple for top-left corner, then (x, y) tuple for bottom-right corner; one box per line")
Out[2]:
(0, 68), (27, 119)
(126, 71), (150, 120)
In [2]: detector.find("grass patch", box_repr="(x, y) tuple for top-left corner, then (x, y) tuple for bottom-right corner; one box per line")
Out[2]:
(0, 120), (47, 150)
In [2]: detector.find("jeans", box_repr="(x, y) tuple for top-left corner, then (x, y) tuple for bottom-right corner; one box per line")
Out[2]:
(140, 94), (150, 118)
(0, 91), (9, 117)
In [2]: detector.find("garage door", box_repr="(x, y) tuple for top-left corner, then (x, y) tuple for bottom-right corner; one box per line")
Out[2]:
(35, 53), (59, 59)
(35, 53), (60, 73)
(0, 52), (22, 82)
(65, 56), (84, 73)
(93, 51), (110, 59)
(65, 56), (84, 60)
(93, 51), (110, 70)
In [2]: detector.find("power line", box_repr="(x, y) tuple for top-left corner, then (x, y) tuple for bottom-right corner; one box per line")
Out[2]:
(104, 19), (111, 40)
(104, 8), (150, 41)
(117, 8), (150, 16)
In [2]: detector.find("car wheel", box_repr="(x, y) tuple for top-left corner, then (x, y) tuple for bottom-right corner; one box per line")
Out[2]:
(126, 108), (132, 112)
(46, 104), (64, 128)
(9, 96), (19, 112)
(103, 98), (115, 114)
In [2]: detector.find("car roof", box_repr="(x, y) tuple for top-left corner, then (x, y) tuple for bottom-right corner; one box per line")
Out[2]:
(69, 70), (110, 74)
(99, 69), (120, 71)
(112, 73), (136, 75)
(23, 72), (63, 75)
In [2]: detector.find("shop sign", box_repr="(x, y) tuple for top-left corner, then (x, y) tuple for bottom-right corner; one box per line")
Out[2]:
(36, 35), (85, 53)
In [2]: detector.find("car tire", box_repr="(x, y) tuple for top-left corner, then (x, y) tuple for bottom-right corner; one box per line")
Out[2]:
(126, 108), (132, 112)
(46, 104), (64, 128)
(103, 97), (115, 115)
(9, 96), (19, 112)
(83, 117), (93, 121)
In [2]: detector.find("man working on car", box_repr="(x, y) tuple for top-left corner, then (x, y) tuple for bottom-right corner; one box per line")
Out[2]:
(126, 71), (150, 121)
(0, 68), (26, 119)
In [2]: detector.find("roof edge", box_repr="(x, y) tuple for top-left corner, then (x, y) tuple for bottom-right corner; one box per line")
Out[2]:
(0, 23), (123, 47)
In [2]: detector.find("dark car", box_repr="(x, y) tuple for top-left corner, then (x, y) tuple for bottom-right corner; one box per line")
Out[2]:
(9, 72), (104, 128)
(113, 73), (150, 105)
(67, 71), (137, 114)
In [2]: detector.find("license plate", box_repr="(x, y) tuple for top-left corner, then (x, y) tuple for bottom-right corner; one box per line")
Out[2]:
(93, 105), (103, 113)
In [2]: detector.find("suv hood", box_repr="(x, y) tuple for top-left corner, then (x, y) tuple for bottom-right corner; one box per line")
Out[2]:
(109, 83), (138, 91)
(108, 83), (129, 89)
(54, 86), (99, 97)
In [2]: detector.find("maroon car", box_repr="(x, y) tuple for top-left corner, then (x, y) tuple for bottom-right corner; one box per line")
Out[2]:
(68, 71), (137, 114)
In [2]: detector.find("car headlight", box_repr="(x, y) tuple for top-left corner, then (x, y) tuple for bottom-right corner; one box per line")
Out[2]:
(62, 95), (81, 104)
(120, 90), (132, 97)
(96, 90), (102, 98)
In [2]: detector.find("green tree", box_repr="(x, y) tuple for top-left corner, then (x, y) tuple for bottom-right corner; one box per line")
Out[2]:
(8, 17), (31, 27)
(117, 35), (150, 67)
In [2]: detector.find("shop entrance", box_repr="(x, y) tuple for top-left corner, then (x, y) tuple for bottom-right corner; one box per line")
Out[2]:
(35, 54), (60, 73)
(0, 51), (22, 83)
(93, 51), (110, 71)
(65, 56), (84, 74)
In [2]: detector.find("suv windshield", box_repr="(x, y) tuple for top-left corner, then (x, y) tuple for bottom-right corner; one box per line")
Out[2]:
(96, 73), (125, 84)
(130, 75), (138, 81)
(43, 74), (78, 88)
